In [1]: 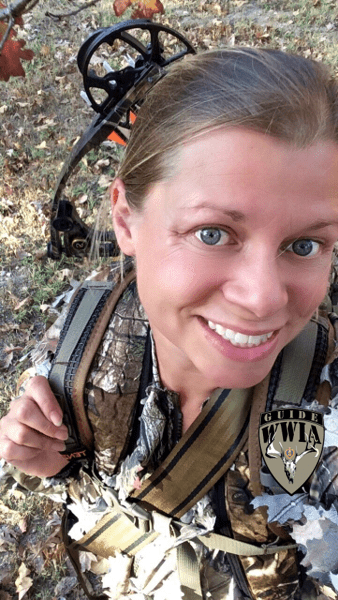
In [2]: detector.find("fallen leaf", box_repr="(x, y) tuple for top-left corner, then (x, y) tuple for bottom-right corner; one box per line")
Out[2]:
(0, 351), (13, 369)
(14, 297), (33, 311)
(19, 518), (28, 533)
(98, 174), (113, 188)
(0, 104), (8, 113)
(40, 304), (50, 313)
(94, 158), (110, 171)
(61, 268), (73, 279)
(35, 140), (48, 149)
(15, 563), (33, 600)
(16, 367), (36, 393)
(5, 345), (23, 353)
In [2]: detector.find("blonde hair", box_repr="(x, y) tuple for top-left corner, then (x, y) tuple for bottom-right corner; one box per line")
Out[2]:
(117, 47), (338, 210)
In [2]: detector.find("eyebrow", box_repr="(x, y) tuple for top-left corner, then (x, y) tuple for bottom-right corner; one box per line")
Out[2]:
(182, 203), (245, 222)
(304, 220), (338, 232)
(182, 204), (338, 230)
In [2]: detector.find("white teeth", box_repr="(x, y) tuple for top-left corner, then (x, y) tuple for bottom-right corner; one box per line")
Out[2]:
(207, 320), (274, 347)
(225, 328), (235, 340)
(234, 332), (249, 344)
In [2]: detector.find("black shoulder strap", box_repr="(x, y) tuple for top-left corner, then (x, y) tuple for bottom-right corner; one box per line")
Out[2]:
(49, 271), (136, 461)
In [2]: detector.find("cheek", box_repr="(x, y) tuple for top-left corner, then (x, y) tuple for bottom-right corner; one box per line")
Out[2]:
(137, 245), (221, 315)
(290, 269), (329, 317)
(139, 247), (223, 307)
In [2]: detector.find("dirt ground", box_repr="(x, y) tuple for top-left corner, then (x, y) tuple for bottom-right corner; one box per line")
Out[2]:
(0, 0), (338, 598)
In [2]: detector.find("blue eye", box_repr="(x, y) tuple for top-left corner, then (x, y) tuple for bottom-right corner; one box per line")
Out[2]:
(195, 228), (230, 246)
(286, 239), (320, 257)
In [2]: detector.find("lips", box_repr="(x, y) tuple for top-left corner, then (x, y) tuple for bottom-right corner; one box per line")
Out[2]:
(207, 320), (274, 348)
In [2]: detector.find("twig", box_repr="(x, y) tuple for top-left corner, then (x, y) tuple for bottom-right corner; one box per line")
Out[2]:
(0, 0), (39, 21)
(46, 0), (102, 20)
(0, 14), (13, 53)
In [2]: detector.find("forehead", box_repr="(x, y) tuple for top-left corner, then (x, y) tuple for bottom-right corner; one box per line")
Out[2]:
(157, 128), (338, 222)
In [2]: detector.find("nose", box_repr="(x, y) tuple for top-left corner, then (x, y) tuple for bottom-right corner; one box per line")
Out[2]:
(221, 247), (289, 320)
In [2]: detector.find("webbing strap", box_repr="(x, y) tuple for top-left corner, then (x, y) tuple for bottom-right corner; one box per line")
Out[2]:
(73, 509), (158, 559)
(177, 542), (203, 600)
(274, 320), (318, 406)
(73, 501), (297, 561)
(198, 532), (297, 556)
(133, 387), (251, 518)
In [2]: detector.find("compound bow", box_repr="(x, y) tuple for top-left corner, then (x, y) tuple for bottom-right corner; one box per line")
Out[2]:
(48, 19), (195, 259)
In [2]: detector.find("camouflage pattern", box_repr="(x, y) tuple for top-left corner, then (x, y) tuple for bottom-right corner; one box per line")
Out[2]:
(1, 267), (338, 599)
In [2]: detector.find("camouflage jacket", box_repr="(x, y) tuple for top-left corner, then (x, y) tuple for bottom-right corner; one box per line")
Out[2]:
(2, 266), (338, 600)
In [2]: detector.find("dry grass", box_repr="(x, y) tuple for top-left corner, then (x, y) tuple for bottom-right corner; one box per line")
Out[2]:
(0, 0), (338, 597)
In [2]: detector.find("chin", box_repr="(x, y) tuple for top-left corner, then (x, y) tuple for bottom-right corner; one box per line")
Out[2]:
(204, 359), (277, 390)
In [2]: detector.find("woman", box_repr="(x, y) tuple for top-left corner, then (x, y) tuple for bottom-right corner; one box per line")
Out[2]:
(1, 47), (338, 600)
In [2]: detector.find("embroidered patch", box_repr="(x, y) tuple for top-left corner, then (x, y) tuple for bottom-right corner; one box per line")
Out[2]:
(259, 408), (324, 494)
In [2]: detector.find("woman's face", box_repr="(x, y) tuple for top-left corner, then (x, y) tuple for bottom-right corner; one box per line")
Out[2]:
(114, 129), (338, 393)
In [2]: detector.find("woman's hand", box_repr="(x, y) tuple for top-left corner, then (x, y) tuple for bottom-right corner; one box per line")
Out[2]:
(0, 376), (69, 478)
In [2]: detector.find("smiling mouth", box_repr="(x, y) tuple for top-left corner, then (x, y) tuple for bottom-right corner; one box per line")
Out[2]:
(207, 319), (275, 348)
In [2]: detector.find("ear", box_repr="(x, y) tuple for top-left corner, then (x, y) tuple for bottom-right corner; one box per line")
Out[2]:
(111, 178), (138, 256)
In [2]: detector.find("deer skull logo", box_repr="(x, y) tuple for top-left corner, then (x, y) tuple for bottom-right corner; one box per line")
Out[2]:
(259, 408), (324, 494)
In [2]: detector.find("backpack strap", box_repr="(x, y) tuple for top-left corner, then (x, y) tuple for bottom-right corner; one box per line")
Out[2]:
(271, 320), (318, 407)
(49, 269), (136, 460)
(132, 387), (251, 517)
(249, 318), (330, 497)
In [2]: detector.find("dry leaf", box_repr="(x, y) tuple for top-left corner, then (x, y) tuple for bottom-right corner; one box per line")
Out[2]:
(0, 104), (8, 113)
(16, 367), (36, 393)
(15, 563), (33, 600)
(94, 158), (110, 171)
(98, 174), (113, 188)
(0, 11), (34, 82)
(19, 518), (28, 533)
(0, 351), (13, 369)
(35, 141), (47, 149)
(14, 297), (33, 311)
(61, 268), (73, 279)
(5, 345), (23, 353)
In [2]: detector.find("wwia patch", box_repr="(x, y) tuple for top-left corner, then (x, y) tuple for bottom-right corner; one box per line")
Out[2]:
(259, 409), (324, 495)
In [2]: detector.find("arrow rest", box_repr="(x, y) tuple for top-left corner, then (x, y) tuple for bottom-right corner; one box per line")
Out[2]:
(48, 20), (195, 259)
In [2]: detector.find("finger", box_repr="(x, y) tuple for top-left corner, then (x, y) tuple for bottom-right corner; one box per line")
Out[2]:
(1, 450), (69, 478)
(25, 376), (64, 427)
(10, 398), (68, 441)
(2, 420), (67, 452)
(0, 435), (66, 463)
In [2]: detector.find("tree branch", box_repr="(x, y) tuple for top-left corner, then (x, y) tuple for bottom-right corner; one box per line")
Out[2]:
(46, 0), (102, 20)
(0, 14), (13, 53)
(0, 0), (39, 21)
